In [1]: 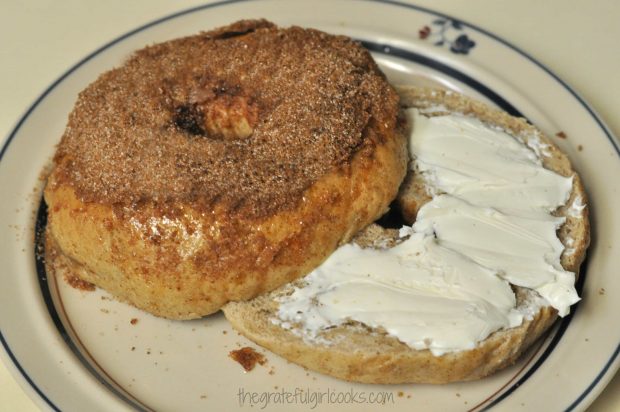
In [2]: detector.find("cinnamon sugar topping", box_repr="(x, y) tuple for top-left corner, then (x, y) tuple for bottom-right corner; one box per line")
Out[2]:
(53, 20), (399, 217)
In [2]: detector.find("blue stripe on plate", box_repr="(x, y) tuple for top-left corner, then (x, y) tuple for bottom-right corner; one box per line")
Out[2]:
(34, 201), (151, 411)
(360, 41), (523, 118)
(0, 1), (616, 410)
(566, 342), (620, 411)
(479, 253), (589, 410)
(0, 332), (61, 412)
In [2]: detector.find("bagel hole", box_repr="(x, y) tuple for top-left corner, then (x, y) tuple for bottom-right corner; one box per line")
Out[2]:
(174, 104), (205, 136)
(215, 29), (257, 40)
(175, 79), (259, 140)
(375, 201), (408, 229)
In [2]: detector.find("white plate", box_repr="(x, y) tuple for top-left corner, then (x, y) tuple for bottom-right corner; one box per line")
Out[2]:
(1, 1), (619, 411)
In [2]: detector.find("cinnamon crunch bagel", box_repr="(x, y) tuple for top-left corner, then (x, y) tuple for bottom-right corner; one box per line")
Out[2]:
(44, 20), (408, 319)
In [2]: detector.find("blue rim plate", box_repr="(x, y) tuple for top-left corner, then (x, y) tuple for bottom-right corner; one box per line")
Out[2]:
(1, 1), (619, 411)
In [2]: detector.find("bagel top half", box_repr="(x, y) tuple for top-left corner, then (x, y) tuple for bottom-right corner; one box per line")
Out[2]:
(44, 19), (408, 319)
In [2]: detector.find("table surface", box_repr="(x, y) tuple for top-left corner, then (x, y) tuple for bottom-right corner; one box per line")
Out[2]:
(1, 1), (618, 410)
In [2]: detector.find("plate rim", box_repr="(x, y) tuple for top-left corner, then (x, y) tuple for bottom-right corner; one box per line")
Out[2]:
(1, 1), (619, 411)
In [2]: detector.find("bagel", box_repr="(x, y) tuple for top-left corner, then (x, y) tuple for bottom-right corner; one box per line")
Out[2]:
(223, 87), (590, 384)
(43, 20), (408, 319)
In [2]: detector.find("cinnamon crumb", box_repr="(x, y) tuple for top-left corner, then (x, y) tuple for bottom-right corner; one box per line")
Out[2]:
(397, 391), (404, 397)
(229, 347), (266, 372)
(44, 235), (95, 292)
(66, 275), (95, 291)
(556, 131), (567, 139)
(130, 318), (139, 325)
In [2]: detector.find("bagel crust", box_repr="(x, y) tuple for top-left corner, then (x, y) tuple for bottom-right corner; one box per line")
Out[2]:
(224, 271), (558, 384)
(44, 20), (408, 319)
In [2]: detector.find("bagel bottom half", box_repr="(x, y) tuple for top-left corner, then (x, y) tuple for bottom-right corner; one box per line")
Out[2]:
(43, 127), (407, 320)
(222, 225), (559, 384)
(222, 87), (590, 384)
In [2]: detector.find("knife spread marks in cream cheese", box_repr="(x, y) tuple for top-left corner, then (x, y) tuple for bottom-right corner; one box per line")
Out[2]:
(274, 108), (580, 356)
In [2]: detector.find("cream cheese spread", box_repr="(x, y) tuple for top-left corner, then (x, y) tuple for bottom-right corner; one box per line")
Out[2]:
(275, 108), (580, 355)
(411, 112), (573, 219)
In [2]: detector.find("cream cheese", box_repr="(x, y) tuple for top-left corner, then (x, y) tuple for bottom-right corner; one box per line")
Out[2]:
(275, 233), (522, 356)
(410, 111), (573, 218)
(276, 108), (579, 355)
(413, 194), (578, 315)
